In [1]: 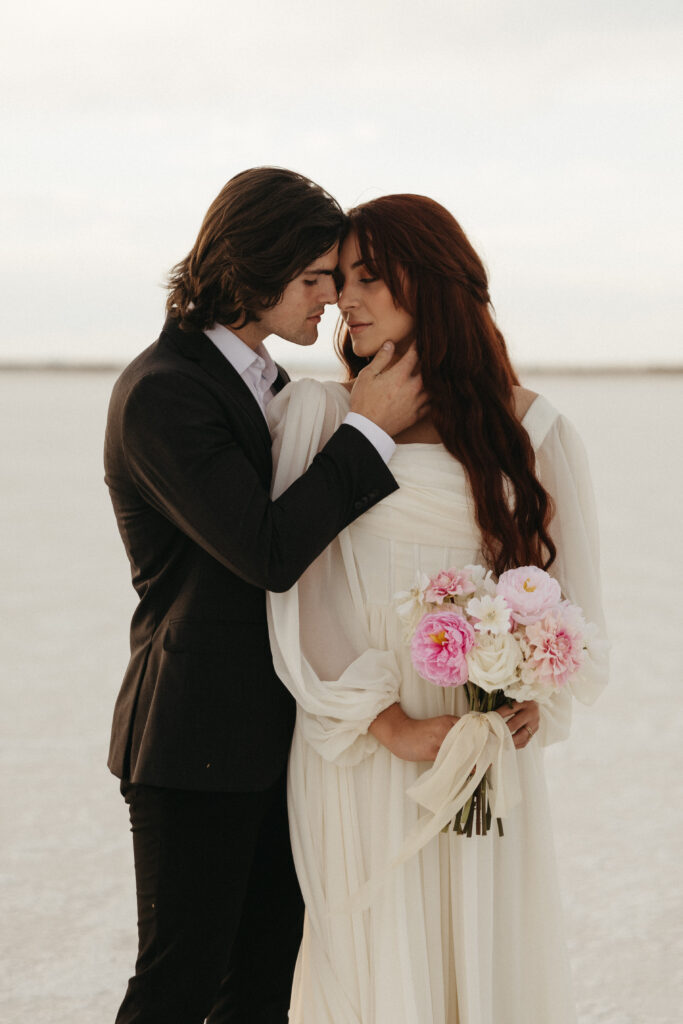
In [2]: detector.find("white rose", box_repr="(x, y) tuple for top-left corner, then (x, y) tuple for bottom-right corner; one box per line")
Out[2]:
(466, 632), (523, 694)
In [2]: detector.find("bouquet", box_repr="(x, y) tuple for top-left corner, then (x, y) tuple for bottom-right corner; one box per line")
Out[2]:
(395, 564), (596, 836)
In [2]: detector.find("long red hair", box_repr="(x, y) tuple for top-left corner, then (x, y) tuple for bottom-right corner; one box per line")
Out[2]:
(335, 194), (555, 575)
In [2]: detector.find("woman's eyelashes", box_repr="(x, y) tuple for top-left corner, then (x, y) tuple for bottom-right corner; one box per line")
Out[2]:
(335, 267), (380, 300)
(355, 263), (379, 284)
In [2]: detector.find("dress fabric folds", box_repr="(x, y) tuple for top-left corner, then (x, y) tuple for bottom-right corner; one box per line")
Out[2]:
(266, 380), (608, 1024)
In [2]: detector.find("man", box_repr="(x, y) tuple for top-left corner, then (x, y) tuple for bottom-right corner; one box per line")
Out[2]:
(104, 167), (424, 1023)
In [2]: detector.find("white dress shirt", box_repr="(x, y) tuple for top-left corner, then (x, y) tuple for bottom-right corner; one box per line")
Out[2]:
(204, 323), (278, 413)
(204, 324), (395, 463)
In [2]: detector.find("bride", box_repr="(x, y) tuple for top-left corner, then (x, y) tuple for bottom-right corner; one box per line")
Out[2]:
(266, 194), (608, 1024)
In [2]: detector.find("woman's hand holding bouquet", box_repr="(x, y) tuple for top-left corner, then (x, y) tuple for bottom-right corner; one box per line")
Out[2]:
(369, 704), (459, 762)
(394, 563), (598, 835)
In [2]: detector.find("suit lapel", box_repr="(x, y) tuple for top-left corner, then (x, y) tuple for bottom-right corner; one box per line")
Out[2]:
(160, 318), (273, 464)
(273, 364), (291, 394)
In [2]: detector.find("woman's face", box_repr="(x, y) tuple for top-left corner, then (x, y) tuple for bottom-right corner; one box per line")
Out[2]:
(337, 232), (415, 360)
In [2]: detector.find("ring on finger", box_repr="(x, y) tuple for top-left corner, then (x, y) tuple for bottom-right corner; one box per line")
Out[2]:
(524, 725), (534, 738)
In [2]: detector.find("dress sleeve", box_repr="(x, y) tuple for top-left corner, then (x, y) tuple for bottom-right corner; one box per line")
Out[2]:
(529, 405), (610, 746)
(266, 381), (401, 765)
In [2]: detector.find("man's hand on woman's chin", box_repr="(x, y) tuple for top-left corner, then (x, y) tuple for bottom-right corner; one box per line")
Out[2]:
(349, 342), (429, 438)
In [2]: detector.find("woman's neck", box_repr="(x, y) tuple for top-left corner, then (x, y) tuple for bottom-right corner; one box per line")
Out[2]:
(339, 379), (441, 444)
(392, 418), (442, 444)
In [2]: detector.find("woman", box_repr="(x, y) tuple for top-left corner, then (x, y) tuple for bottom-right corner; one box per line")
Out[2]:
(266, 195), (608, 1024)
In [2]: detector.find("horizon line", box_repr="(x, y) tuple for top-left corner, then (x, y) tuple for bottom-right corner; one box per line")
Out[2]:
(1, 360), (681, 376)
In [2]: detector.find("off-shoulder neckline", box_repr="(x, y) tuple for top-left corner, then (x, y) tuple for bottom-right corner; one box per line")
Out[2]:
(324, 383), (551, 447)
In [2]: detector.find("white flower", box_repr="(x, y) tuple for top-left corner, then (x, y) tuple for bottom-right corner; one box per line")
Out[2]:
(567, 622), (610, 700)
(464, 563), (497, 598)
(466, 632), (523, 694)
(505, 662), (557, 705)
(394, 572), (432, 637)
(581, 621), (609, 661)
(466, 594), (512, 635)
(394, 571), (430, 618)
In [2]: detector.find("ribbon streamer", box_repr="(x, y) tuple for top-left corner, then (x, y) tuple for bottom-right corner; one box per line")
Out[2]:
(340, 711), (521, 914)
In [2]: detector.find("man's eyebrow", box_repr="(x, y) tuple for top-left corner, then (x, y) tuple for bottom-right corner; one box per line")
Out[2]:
(303, 267), (336, 276)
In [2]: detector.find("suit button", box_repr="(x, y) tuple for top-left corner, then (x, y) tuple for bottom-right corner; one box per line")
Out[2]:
(354, 497), (369, 510)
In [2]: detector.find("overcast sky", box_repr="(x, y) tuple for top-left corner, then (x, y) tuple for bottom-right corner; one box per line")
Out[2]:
(2, 0), (681, 369)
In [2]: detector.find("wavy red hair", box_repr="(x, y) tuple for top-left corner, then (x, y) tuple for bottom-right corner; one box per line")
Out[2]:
(335, 194), (555, 575)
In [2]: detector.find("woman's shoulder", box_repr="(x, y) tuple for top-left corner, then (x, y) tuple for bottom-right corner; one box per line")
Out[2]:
(513, 386), (565, 450)
(514, 387), (587, 459)
(512, 385), (539, 421)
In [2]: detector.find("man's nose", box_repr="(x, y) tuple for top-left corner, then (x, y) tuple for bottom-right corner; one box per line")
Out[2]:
(320, 276), (339, 305)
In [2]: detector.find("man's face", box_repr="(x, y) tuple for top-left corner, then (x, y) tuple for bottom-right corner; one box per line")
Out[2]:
(257, 244), (339, 346)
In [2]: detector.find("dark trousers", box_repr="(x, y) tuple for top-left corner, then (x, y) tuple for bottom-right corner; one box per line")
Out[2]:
(115, 770), (303, 1024)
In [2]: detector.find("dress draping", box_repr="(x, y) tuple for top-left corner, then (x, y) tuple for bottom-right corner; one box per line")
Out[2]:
(266, 380), (608, 1024)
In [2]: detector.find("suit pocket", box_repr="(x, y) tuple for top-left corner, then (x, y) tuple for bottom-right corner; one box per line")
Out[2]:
(162, 617), (268, 654)
(158, 617), (275, 719)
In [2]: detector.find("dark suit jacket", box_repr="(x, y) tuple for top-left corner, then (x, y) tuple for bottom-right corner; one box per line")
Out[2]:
(104, 317), (398, 792)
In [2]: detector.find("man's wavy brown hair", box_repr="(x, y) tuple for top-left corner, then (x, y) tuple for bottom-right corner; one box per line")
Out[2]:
(166, 167), (345, 331)
(335, 194), (556, 576)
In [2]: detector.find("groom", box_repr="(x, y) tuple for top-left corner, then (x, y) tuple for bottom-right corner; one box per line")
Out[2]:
(105, 167), (424, 1023)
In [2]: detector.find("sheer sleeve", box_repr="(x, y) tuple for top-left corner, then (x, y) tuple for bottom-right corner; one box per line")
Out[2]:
(525, 397), (610, 746)
(266, 380), (401, 765)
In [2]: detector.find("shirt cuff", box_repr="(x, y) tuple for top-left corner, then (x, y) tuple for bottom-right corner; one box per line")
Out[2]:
(342, 412), (396, 464)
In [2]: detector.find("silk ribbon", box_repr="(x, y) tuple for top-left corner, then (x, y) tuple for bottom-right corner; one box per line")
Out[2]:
(341, 711), (521, 914)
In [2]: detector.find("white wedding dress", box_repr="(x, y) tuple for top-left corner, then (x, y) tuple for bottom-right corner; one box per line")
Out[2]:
(266, 380), (608, 1024)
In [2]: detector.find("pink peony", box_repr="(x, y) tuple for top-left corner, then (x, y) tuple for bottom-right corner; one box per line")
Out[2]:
(410, 610), (476, 686)
(425, 569), (477, 605)
(522, 607), (585, 687)
(496, 566), (561, 625)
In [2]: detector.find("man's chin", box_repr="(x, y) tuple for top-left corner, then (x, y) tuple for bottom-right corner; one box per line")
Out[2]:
(273, 324), (319, 346)
(290, 329), (318, 347)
